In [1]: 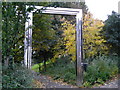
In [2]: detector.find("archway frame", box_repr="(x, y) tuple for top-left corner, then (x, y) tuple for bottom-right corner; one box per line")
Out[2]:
(24, 5), (83, 86)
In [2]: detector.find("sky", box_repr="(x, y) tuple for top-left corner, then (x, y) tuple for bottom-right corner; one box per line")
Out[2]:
(85, 0), (120, 21)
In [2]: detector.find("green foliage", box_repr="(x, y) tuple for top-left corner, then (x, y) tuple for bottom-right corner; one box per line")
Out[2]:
(101, 11), (120, 55)
(2, 63), (34, 88)
(83, 55), (118, 87)
(0, 2), (1, 50)
(32, 14), (56, 63)
(2, 2), (27, 63)
(40, 56), (76, 85)
(32, 2), (88, 64)
(32, 59), (52, 72)
(2, 2), (50, 63)
(0, 63), (2, 89)
(33, 55), (118, 87)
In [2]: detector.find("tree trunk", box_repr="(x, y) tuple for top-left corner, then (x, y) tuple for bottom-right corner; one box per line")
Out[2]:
(43, 58), (46, 72)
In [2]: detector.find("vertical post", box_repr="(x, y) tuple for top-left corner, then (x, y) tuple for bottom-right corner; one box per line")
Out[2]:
(24, 6), (32, 69)
(76, 11), (83, 86)
(24, 19), (28, 68)
(28, 12), (33, 69)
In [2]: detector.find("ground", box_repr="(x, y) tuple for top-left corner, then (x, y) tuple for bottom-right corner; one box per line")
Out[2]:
(32, 71), (119, 88)
(33, 71), (77, 88)
(94, 78), (119, 88)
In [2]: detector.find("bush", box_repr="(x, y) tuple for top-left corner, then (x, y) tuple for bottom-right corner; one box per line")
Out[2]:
(2, 63), (34, 88)
(0, 63), (2, 89)
(83, 55), (118, 87)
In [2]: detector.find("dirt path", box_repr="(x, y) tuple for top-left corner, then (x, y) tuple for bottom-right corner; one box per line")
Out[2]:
(93, 75), (119, 88)
(94, 79), (119, 88)
(32, 71), (119, 88)
(32, 71), (78, 88)
(99, 79), (118, 88)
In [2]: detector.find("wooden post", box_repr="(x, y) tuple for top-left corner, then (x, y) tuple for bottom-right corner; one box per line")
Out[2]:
(24, 7), (32, 69)
(76, 11), (83, 86)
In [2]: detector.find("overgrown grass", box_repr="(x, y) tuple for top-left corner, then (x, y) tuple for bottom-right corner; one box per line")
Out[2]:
(2, 63), (34, 88)
(32, 55), (119, 87)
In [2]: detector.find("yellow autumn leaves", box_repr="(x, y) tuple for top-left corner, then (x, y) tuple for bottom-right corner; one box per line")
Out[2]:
(61, 12), (108, 61)
(83, 12), (108, 58)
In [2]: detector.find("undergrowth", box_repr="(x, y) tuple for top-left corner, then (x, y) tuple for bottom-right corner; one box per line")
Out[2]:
(32, 55), (119, 87)
(2, 63), (34, 88)
(83, 55), (118, 87)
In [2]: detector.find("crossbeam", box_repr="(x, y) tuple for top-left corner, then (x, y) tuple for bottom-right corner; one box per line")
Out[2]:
(40, 10), (79, 15)
(24, 5), (83, 86)
(28, 6), (81, 15)
(34, 6), (81, 12)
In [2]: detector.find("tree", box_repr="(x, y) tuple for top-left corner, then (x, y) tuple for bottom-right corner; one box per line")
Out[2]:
(51, 12), (107, 62)
(32, 13), (57, 70)
(83, 12), (108, 59)
(2, 2), (50, 64)
(2, 2), (28, 64)
(45, 2), (88, 62)
(61, 21), (76, 61)
(101, 11), (120, 55)
(31, 2), (87, 65)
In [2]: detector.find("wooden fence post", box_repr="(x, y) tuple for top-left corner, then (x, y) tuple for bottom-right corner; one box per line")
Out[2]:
(76, 11), (83, 86)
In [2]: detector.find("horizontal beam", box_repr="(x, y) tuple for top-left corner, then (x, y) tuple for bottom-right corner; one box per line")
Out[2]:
(35, 6), (81, 12)
(27, 6), (82, 15)
(40, 10), (78, 15)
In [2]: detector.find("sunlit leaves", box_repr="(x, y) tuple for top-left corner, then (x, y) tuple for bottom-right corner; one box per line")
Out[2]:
(61, 21), (76, 61)
(83, 12), (108, 58)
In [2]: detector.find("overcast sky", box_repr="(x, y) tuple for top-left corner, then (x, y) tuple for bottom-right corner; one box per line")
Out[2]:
(85, 0), (119, 21)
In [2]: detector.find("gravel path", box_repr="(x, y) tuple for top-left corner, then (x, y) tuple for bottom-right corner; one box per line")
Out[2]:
(32, 71), (119, 88)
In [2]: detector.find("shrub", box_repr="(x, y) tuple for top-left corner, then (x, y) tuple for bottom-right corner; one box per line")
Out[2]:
(0, 63), (2, 89)
(33, 55), (118, 87)
(83, 55), (118, 87)
(2, 63), (34, 88)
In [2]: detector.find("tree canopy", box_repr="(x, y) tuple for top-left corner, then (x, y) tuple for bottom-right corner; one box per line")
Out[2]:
(101, 11), (120, 55)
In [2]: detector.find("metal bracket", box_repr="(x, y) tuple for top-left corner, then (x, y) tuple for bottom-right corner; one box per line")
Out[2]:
(81, 63), (88, 72)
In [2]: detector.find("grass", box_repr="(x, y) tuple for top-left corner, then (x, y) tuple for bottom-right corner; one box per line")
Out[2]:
(32, 59), (52, 72)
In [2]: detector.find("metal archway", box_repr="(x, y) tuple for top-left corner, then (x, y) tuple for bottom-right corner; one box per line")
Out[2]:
(24, 6), (83, 86)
